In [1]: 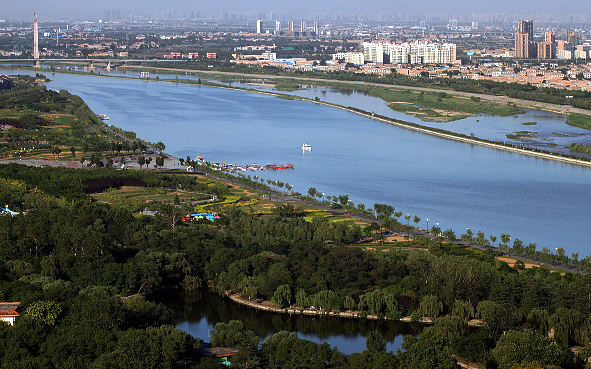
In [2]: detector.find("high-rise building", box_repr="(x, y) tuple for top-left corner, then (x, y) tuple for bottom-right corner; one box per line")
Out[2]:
(275, 20), (281, 34)
(567, 30), (578, 46)
(256, 20), (263, 34)
(300, 21), (307, 36)
(517, 20), (533, 39)
(288, 21), (294, 35)
(544, 30), (555, 43)
(515, 32), (530, 58)
(557, 41), (574, 59)
(537, 31), (555, 59)
(313, 21), (319, 35)
(515, 20), (536, 58)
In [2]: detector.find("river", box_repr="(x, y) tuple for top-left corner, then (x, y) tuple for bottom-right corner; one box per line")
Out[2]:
(2, 66), (591, 256)
(3, 65), (591, 353)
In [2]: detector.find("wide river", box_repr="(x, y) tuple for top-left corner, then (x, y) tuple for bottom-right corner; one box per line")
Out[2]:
(3, 66), (591, 354)
(3, 67), (591, 257)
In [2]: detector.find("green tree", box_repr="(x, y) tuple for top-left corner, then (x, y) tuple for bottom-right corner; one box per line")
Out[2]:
(366, 329), (387, 353)
(155, 156), (165, 169)
(137, 155), (145, 169)
(209, 320), (259, 359)
(25, 300), (62, 326)
(272, 284), (292, 307)
(443, 229), (456, 242)
(491, 330), (564, 369)
(418, 295), (443, 319)
(451, 299), (474, 321)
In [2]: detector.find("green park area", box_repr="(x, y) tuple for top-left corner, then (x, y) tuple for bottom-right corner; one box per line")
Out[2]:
(370, 88), (523, 122)
(0, 76), (158, 164)
(4, 71), (591, 369)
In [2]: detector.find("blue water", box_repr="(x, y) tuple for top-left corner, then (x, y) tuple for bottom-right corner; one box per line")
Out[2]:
(2, 67), (590, 258)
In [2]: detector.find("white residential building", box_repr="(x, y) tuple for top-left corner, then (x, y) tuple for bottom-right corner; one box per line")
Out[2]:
(362, 42), (384, 64)
(363, 42), (456, 65)
(332, 52), (365, 65)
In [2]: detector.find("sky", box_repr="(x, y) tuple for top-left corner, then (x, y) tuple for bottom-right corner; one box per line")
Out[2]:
(3, 0), (588, 20)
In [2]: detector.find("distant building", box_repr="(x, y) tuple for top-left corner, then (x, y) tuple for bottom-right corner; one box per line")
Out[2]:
(0, 302), (20, 325)
(261, 52), (277, 60)
(0, 75), (13, 91)
(275, 20), (281, 34)
(332, 52), (365, 65)
(288, 21), (294, 35)
(362, 42), (384, 63)
(256, 20), (263, 34)
(575, 45), (589, 59)
(537, 32), (555, 59)
(518, 20), (534, 39)
(557, 41), (574, 59)
(567, 29), (578, 46)
(515, 20), (537, 58)
(360, 42), (456, 65)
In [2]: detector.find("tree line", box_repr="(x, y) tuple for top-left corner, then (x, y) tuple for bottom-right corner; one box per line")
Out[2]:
(2, 164), (591, 367)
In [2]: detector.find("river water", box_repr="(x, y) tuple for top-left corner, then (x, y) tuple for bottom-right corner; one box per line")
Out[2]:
(5, 67), (585, 257)
(3, 65), (591, 353)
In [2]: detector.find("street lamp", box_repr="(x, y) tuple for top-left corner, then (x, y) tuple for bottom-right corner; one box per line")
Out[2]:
(426, 218), (429, 233)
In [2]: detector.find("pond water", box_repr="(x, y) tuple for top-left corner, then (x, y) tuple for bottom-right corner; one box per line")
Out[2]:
(150, 288), (423, 355)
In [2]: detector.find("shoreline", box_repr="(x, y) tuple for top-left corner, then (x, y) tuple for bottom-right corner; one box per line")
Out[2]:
(226, 291), (486, 327)
(4, 63), (591, 167)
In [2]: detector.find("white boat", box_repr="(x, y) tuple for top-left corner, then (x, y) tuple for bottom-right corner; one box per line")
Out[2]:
(301, 143), (312, 151)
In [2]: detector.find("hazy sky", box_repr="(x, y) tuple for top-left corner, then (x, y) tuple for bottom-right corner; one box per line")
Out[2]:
(4, 0), (589, 20)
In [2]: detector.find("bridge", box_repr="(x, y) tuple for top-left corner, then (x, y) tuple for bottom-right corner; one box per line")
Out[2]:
(0, 58), (185, 65)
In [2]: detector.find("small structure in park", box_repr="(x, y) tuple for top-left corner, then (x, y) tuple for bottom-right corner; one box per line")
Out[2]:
(0, 302), (21, 325)
(199, 342), (240, 367)
(0, 205), (19, 216)
(183, 212), (220, 222)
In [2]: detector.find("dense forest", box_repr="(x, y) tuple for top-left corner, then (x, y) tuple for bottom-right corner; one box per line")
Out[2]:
(1, 163), (591, 368)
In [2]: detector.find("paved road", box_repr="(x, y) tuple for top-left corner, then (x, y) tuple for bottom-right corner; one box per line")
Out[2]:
(0, 153), (183, 171)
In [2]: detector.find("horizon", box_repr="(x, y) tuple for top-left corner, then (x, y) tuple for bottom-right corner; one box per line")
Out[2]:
(2, 0), (591, 22)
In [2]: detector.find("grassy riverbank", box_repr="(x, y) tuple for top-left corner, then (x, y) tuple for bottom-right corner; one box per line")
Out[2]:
(370, 88), (523, 120)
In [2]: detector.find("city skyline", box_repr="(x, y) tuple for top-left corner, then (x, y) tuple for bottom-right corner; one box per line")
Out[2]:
(3, 0), (591, 21)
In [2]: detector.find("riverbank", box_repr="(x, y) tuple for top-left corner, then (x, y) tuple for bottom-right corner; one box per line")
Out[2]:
(118, 65), (591, 117)
(7, 64), (591, 167)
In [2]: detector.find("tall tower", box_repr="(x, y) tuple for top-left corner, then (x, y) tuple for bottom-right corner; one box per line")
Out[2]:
(517, 20), (533, 39)
(515, 20), (536, 58)
(567, 30), (578, 46)
(256, 20), (263, 34)
(33, 13), (40, 67)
